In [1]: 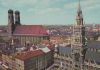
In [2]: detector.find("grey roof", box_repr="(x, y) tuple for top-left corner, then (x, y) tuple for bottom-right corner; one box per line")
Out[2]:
(58, 44), (71, 55)
(57, 41), (100, 64)
(85, 50), (100, 65)
(87, 41), (100, 49)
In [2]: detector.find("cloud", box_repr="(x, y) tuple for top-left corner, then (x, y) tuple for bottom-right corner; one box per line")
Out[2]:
(64, 0), (100, 11)
(0, 0), (38, 9)
(0, 0), (100, 25)
(0, 0), (55, 15)
(83, 1), (100, 11)
(36, 8), (62, 15)
(0, 0), (67, 9)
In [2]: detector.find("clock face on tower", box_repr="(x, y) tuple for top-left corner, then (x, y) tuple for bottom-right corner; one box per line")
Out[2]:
(74, 37), (81, 44)
(77, 19), (81, 25)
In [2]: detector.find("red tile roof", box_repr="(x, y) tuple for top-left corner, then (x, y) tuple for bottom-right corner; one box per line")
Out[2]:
(15, 50), (44, 61)
(41, 40), (50, 45)
(14, 25), (48, 36)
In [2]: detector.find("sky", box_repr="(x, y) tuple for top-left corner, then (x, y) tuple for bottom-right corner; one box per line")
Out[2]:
(0, 0), (100, 25)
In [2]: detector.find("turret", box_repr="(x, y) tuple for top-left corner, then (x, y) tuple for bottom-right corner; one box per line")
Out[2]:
(15, 10), (21, 25)
(8, 9), (14, 37)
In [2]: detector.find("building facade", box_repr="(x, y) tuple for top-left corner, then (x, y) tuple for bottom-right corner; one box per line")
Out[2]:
(0, 9), (49, 45)
(1, 45), (54, 70)
(71, 0), (87, 70)
(53, 0), (100, 70)
(54, 41), (100, 70)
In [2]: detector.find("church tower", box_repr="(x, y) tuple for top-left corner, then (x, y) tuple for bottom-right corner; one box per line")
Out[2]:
(76, 0), (83, 26)
(8, 9), (14, 37)
(15, 10), (21, 25)
(71, 0), (87, 70)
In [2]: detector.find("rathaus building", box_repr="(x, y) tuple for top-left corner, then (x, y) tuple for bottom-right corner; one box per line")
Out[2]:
(54, 0), (100, 70)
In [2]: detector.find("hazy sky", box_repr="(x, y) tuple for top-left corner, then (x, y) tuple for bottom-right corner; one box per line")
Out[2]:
(0, 0), (100, 25)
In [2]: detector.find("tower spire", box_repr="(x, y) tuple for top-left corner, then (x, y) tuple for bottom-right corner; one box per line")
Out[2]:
(76, 0), (83, 25)
(71, 0), (87, 70)
(77, 0), (81, 12)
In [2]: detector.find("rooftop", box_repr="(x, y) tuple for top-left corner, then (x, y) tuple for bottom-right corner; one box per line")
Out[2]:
(15, 49), (44, 61)
(13, 25), (48, 36)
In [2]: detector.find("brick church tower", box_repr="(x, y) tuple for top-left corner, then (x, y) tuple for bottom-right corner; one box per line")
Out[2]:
(15, 10), (21, 25)
(8, 9), (14, 37)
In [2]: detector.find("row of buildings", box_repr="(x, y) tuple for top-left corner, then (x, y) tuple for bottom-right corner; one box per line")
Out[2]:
(54, 40), (100, 70)
(0, 40), (54, 70)
(52, 0), (100, 70)
(0, 0), (100, 70)
(0, 9), (54, 70)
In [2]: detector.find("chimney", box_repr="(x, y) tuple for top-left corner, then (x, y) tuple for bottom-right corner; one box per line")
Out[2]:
(15, 10), (21, 25)
(8, 9), (14, 37)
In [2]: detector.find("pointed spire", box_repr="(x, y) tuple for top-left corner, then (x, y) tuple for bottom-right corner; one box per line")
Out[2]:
(77, 0), (81, 12)
(77, 0), (82, 14)
(76, 0), (83, 25)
